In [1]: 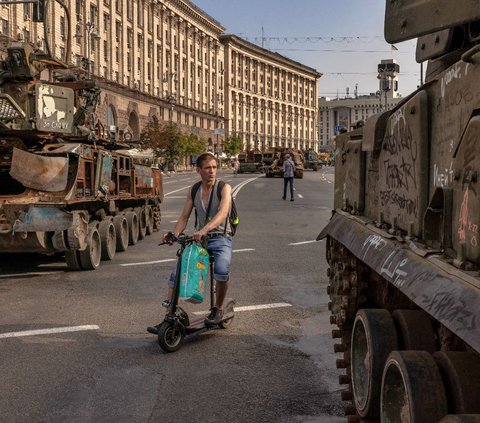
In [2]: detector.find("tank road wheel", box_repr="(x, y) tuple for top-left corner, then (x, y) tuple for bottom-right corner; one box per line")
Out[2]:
(79, 228), (102, 270)
(98, 219), (116, 261)
(136, 207), (147, 240)
(125, 211), (139, 245)
(380, 350), (448, 423)
(65, 250), (82, 270)
(152, 205), (161, 231)
(350, 309), (398, 419)
(433, 352), (480, 415)
(157, 322), (184, 353)
(392, 309), (437, 352)
(113, 215), (128, 252)
(145, 205), (154, 235)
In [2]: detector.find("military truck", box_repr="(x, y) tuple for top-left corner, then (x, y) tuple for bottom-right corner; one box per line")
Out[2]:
(319, 1), (480, 422)
(0, 11), (163, 270)
(265, 148), (304, 178)
(303, 148), (319, 171)
(238, 150), (263, 173)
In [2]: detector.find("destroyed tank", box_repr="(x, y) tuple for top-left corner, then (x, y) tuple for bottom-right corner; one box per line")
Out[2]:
(319, 1), (480, 422)
(0, 41), (162, 270)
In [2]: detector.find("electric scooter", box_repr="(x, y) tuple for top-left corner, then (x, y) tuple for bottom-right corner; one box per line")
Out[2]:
(156, 233), (235, 353)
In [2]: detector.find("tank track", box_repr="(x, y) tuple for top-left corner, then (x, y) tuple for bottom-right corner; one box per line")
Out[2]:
(326, 237), (368, 423)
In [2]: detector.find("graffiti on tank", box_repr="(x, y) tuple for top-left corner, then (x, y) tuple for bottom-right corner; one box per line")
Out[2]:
(380, 251), (408, 288)
(440, 63), (462, 99)
(384, 157), (415, 190)
(421, 289), (476, 332)
(361, 234), (387, 260)
(433, 162), (454, 187)
(379, 190), (418, 216)
(458, 188), (468, 241)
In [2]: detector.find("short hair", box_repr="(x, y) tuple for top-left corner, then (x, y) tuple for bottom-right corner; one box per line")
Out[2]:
(196, 152), (216, 168)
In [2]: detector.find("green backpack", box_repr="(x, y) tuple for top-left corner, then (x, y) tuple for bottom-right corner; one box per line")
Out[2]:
(191, 180), (239, 236)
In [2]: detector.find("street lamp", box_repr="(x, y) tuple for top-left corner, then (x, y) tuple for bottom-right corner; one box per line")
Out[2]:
(75, 21), (100, 79)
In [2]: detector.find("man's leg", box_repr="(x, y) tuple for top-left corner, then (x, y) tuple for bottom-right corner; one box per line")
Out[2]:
(215, 281), (228, 309)
(283, 177), (287, 199)
(289, 177), (294, 200)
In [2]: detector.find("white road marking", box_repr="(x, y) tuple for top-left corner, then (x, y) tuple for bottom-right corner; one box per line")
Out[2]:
(0, 325), (100, 340)
(164, 186), (190, 196)
(120, 258), (176, 267)
(0, 271), (63, 279)
(193, 302), (292, 315)
(297, 194), (304, 198)
(289, 240), (318, 246)
(120, 249), (254, 267)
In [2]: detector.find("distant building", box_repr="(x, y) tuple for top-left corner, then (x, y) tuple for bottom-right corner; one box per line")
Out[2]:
(318, 59), (402, 148)
(0, 0), (320, 153)
(221, 35), (321, 152)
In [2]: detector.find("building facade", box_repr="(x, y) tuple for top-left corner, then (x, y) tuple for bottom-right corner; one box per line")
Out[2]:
(221, 35), (320, 152)
(0, 0), (320, 154)
(318, 59), (402, 148)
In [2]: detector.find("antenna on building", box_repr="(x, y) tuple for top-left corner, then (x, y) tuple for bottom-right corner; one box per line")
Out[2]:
(261, 24), (265, 48)
(354, 83), (358, 99)
(346, 87), (349, 98)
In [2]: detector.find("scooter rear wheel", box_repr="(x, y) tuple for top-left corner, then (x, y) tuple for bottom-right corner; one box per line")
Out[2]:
(158, 322), (184, 353)
(218, 301), (235, 329)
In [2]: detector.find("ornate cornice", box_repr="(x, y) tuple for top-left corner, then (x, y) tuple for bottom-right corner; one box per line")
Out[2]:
(220, 34), (322, 79)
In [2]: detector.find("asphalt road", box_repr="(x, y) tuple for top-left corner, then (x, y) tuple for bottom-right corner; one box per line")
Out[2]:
(0, 167), (345, 423)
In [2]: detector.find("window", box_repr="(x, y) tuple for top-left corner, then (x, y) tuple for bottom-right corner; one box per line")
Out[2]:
(60, 16), (65, 37)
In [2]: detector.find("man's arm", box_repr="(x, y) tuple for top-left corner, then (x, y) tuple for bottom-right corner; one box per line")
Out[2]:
(193, 183), (232, 239)
(171, 188), (194, 237)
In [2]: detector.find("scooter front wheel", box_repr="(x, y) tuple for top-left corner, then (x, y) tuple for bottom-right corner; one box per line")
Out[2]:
(158, 322), (184, 352)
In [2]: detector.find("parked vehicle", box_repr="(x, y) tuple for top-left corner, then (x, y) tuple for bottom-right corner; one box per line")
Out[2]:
(319, 1), (480, 421)
(238, 150), (263, 173)
(0, 11), (163, 270)
(303, 148), (320, 171)
(265, 148), (304, 178)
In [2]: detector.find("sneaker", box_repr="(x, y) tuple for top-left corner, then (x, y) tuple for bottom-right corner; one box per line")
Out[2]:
(290, 198), (294, 201)
(282, 196), (286, 200)
(147, 324), (161, 335)
(205, 307), (223, 325)
(161, 299), (171, 308)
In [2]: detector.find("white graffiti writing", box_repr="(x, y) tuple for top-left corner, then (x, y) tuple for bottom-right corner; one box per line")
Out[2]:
(362, 234), (387, 259)
(433, 162), (454, 187)
(441, 63), (462, 98)
(380, 251), (408, 288)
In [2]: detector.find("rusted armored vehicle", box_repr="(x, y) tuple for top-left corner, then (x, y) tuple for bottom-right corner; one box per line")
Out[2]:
(303, 148), (319, 171)
(319, 1), (480, 422)
(0, 37), (162, 270)
(265, 148), (304, 178)
(238, 150), (263, 173)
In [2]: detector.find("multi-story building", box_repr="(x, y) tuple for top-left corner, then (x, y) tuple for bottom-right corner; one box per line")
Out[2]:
(0, 0), (320, 153)
(318, 59), (402, 148)
(221, 35), (320, 152)
(1, 0), (226, 146)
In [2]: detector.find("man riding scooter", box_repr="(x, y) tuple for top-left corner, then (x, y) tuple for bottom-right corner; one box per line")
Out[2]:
(147, 152), (234, 334)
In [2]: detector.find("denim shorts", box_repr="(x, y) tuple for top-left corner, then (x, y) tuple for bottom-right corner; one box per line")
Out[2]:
(168, 235), (232, 288)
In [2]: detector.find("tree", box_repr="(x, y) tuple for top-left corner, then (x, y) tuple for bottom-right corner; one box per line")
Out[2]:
(181, 132), (207, 158)
(141, 116), (209, 169)
(222, 133), (243, 158)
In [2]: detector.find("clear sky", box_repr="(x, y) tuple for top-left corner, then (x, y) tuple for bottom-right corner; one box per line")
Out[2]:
(192, 0), (420, 99)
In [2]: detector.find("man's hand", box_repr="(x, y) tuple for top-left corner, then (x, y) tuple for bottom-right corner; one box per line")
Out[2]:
(162, 232), (176, 244)
(193, 228), (208, 242)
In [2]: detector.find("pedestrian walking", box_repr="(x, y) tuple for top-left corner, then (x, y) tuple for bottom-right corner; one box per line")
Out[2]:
(282, 153), (295, 201)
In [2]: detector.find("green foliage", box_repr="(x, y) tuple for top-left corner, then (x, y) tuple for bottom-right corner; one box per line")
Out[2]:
(181, 132), (207, 158)
(222, 133), (244, 157)
(140, 116), (207, 166)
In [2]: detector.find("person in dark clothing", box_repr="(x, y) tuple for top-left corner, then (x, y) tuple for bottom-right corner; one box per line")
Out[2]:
(282, 154), (296, 201)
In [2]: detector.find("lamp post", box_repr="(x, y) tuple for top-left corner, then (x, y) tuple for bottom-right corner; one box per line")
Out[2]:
(75, 21), (99, 79)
